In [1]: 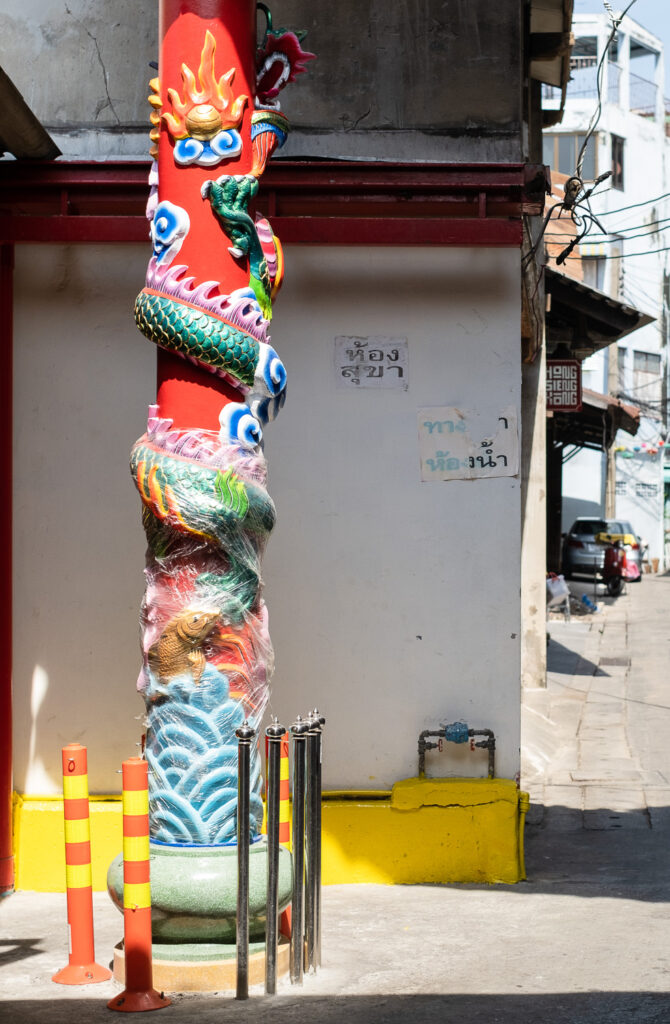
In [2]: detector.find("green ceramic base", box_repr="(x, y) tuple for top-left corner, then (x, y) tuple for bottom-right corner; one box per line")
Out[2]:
(107, 839), (292, 944)
(151, 941), (265, 963)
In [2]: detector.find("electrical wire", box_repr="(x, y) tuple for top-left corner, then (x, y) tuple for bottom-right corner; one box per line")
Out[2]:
(591, 191), (670, 217)
(546, 227), (670, 246)
(576, 0), (639, 180)
(564, 244), (670, 260)
(545, 216), (670, 241)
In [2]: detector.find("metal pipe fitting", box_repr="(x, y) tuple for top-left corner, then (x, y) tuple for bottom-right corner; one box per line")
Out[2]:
(265, 718), (286, 996)
(289, 715), (309, 985)
(417, 723), (496, 779)
(236, 720), (256, 1000)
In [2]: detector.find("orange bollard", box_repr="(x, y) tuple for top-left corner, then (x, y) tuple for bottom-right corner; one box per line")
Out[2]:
(108, 757), (170, 1013)
(278, 735), (292, 937)
(53, 743), (111, 985)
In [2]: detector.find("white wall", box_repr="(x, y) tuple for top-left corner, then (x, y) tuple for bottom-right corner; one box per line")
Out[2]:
(13, 243), (522, 793)
(13, 245), (154, 795)
(264, 247), (522, 785)
(615, 450), (665, 557)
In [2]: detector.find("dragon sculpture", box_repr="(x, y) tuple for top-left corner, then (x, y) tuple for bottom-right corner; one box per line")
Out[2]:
(131, 10), (314, 847)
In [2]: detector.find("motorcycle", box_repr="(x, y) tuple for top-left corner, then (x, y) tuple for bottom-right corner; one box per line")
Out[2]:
(598, 535), (628, 596)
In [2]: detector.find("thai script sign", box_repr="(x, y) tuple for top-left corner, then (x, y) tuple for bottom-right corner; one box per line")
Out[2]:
(547, 359), (582, 411)
(418, 405), (519, 481)
(334, 336), (409, 390)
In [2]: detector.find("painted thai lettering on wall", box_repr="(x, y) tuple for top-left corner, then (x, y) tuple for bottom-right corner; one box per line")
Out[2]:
(418, 406), (519, 481)
(334, 337), (409, 390)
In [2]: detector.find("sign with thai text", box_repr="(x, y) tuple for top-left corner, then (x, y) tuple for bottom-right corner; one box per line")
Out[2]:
(334, 336), (409, 390)
(418, 406), (519, 481)
(547, 359), (582, 411)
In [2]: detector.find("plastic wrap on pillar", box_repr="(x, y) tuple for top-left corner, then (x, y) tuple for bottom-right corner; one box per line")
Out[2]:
(132, 2), (314, 850)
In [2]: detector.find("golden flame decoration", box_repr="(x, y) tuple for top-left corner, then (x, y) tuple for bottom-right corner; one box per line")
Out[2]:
(148, 77), (161, 158)
(163, 30), (248, 141)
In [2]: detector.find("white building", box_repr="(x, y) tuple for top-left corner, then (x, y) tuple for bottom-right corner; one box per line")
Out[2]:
(543, 12), (669, 567)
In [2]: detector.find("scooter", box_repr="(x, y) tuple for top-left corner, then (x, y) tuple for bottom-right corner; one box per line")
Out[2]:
(602, 538), (626, 597)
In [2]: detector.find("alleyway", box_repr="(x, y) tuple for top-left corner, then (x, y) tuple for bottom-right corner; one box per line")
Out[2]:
(1, 574), (670, 1023)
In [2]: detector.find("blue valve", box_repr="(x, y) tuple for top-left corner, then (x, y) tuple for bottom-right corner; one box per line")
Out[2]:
(443, 722), (470, 744)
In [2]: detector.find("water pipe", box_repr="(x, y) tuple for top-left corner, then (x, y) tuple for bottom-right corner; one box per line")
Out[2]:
(418, 722), (496, 779)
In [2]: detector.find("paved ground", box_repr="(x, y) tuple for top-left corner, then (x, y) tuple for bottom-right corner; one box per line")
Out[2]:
(2, 573), (670, 1022)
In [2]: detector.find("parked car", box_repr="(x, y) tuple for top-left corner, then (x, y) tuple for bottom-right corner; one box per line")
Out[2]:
(562, 517), (643, 580)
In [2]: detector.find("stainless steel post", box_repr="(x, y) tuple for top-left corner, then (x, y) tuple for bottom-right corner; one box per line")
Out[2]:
(305, 710), (324, 973)
(313, 710), (325, 968)
(289, 716), (309, 985)
(265, 718), (286, 996)
(236, 720), (255, 1000)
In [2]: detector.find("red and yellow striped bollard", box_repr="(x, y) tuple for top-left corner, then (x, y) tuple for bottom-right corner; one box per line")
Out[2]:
(52, 743), (111, 985)
(108, 757), (170, 1012)
(278, 735), (291, 937)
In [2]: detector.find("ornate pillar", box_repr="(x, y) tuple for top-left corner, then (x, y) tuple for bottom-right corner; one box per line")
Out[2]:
(109, 0), (313, 979)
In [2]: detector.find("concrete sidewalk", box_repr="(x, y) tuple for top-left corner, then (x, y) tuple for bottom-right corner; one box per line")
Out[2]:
(2, 575), (670, 1023)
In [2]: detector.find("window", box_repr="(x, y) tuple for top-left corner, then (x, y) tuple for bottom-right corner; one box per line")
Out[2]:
(543, 134), (597, 180)
(582, 257), (605, 291)
(611, 134), (625, 190)
(633, 349), (662, 412)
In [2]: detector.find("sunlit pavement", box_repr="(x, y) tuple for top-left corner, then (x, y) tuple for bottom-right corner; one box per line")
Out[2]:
(2, 574), (670, 1023)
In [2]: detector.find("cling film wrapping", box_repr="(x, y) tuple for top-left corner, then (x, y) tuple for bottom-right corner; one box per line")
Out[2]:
(132, 428), (273, 845)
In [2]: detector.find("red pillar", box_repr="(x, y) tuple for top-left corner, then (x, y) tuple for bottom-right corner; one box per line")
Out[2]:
(156, 0), (256, 431)
(0, 244), (14, 895)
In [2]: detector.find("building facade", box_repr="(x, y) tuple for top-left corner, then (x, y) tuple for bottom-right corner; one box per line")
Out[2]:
(543, 12), (669, 567)
(1, 0), (572, 891)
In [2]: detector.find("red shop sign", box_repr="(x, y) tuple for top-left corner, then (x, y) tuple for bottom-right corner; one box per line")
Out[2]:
(546, 359), (582, 412)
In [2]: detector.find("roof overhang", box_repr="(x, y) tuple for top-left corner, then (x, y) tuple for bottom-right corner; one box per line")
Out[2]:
(530, 0), (575, 126)
(545, 267), (654, 361)
(551, 387), (640, 452)
(0, 66), (60, 160)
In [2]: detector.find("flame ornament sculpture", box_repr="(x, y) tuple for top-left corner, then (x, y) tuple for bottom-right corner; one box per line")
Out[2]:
(108, 1), (313, 962)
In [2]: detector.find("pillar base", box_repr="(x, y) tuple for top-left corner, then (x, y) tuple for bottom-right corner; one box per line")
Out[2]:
(112, 939), (290, 993)
(108, 839), (292, 943)
(52, 961), (112, 985)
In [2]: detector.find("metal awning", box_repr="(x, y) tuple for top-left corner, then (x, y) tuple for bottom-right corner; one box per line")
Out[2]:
(545, 267), (654, 361)
(0, 66), (60, 161)
(551, 387), (640, 453)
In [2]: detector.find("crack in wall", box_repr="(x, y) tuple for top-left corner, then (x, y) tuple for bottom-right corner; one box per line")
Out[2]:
(64, 4), (121, 125)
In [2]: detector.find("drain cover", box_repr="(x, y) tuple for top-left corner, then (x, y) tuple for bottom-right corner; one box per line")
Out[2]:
(599, 656), (630, 666)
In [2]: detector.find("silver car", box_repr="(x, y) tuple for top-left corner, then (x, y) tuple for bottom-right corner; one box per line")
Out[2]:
(562, 517), (643, 580)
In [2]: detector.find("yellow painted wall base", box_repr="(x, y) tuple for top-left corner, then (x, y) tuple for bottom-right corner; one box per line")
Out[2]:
(13, 778), (528, 891)
(13, 794), (122, 893)
(323, 778), (528, 884)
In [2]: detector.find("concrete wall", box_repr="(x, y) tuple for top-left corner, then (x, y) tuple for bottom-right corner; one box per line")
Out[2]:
(13, 242), (522, 794)
(1, 0), (524, 162)
(520, 346), (547, 690)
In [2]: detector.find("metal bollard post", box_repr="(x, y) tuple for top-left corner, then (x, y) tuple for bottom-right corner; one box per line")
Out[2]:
(313, 710), (325, 969)
(265, 718), (286, 995)
(289, 716), (309, 985)
(236, 720), (255, 1000)
(304, 710), (324, 973)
